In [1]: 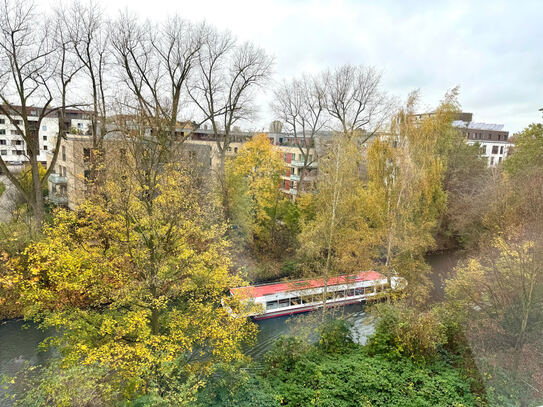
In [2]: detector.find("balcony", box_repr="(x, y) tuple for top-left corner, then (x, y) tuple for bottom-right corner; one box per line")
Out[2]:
(49, 173), (67, 184)
(49, 193), (68, 206)
(281, 188), (297, 196)
(290, 174), (300, 182)
(290, 160), (317, 168)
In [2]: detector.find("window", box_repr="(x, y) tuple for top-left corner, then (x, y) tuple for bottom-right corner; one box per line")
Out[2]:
(487, 134), (492, 140)
(16, 150), (22, 155)
(43, 136), (47, 141)
(15, 140), (22, 145)
(0, 119), (4, 124)
(0, 139), (5, 145)
(84, 169), (91, 180)
(42, 125), (47, 131)
(234, 147), (238, 153)
(83, 148), (91, 161)
(77, 123), (83, 129)
(500, 146), (504, 154)
(492, 146), (499, 154)
(266, 300), (279, 310)
(278, 298), (290, 308)
(62, 145), (66, 161)
(290, 297), (301, 306)
(0, 130), (5, 135)
(43, 146), (47, 151)
(0, 150), (6, 155)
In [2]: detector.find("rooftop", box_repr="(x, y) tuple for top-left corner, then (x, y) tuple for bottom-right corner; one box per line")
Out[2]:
(453, 120), (505, 131)
(230, 270), (384, 298)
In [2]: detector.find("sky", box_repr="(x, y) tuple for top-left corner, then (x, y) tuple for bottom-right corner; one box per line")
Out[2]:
(53, 0), (543, 134)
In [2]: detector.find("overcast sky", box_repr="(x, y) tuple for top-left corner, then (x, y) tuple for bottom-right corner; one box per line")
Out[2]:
(69, 0), (543, 133)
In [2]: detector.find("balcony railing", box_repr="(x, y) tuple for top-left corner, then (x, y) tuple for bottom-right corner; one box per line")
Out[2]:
(290, 174), (300, 182)
(290, 160), (317, 168)
(49, 173), (67, 184)
(49, 193), (68, 206)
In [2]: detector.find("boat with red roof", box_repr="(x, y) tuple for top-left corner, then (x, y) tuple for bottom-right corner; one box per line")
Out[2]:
(229, 271), (407, 320)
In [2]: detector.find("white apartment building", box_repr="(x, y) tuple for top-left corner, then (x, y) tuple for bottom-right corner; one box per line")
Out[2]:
(452, 120), (513, 167)
(0, 108), (92, 170)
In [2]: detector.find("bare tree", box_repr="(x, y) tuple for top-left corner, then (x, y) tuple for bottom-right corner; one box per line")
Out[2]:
(323, 64), (393, 140)
(59, 0), (109, 148)
(189, 30), (273, 215)
(272, 74), (325, 192)
(110, 13), (205, 140)
(0, 0), (80, 229)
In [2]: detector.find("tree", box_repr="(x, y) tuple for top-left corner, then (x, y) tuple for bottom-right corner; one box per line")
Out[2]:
(272, 74), (325, 193)
(5, 118), (256, 400)
(226, 133), (285, 254)
(322, 64), (394, 139)
(110, 13), (206, 140)
(504, 123), (543, 176)
(298, 133), (373, 318)
(446, 236), (543, 405)
(189, 31), (273, 217)
(59, 0), (110, 150)
(0, 0), (81, 229)
(362, 91), (457, 300)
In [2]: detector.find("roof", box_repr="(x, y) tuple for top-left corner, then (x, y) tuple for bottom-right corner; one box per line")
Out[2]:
(231, 271), (384, 298)
(452, 120), (505, 131)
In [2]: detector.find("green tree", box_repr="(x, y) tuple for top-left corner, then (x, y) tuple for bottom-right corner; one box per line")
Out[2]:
(504, 123), (543, 176)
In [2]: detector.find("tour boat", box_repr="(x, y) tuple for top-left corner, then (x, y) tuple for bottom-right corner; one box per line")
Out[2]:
(229, 271), (407, 320)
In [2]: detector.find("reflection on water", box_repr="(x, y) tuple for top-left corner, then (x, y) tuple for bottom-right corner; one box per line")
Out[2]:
(248, 302), (374, 359)
(0, 319), (52, 404)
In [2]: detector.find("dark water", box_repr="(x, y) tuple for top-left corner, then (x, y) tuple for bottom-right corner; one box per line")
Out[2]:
(249, 302), (375, 358)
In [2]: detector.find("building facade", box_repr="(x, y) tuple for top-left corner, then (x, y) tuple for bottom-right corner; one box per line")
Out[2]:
(452, 120), (513, 167)
(0, 108), (92, 172)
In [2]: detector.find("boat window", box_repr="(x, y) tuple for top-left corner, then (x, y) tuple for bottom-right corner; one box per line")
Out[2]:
(355, 288), (364, 295)
(336, 290), (345, 298)
(346, 289), (356, 297)
(326, 292), (335, 301)
(364, 286), (375, 294)
(290, 297), (301, 306)
(266, 300), (279, 310)
(279, 298), (290, 307)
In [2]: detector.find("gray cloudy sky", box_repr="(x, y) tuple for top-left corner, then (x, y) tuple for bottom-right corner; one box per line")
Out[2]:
(95, 0), (543, 133)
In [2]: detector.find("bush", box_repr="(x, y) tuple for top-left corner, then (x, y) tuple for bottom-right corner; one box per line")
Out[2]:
(318, 319), (354, 354)
(367, 302), (448, 361)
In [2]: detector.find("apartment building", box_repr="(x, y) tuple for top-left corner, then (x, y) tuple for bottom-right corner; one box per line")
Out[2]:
(0, 107), (92, 172)
(452, 120), (512, 167)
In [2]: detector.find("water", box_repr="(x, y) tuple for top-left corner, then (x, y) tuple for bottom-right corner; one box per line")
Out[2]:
(249, 302), (374, 358)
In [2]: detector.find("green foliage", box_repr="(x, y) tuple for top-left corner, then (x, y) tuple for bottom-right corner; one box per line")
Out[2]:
(317, 319), (354, 354)
(3, 362), (123, 407)
(194, 365), (278, 407)
(0, 180), (5, 197)
(367, 301), (448, 361)
(504, 123), (543, 176)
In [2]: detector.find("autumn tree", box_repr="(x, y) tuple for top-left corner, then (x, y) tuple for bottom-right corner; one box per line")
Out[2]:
(4, 116), (256, 402)
(226, 133), (285, 255)
(297, 133), (373, 318)
(363, 91), (461, 300)
(446, 236), (543, 405)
